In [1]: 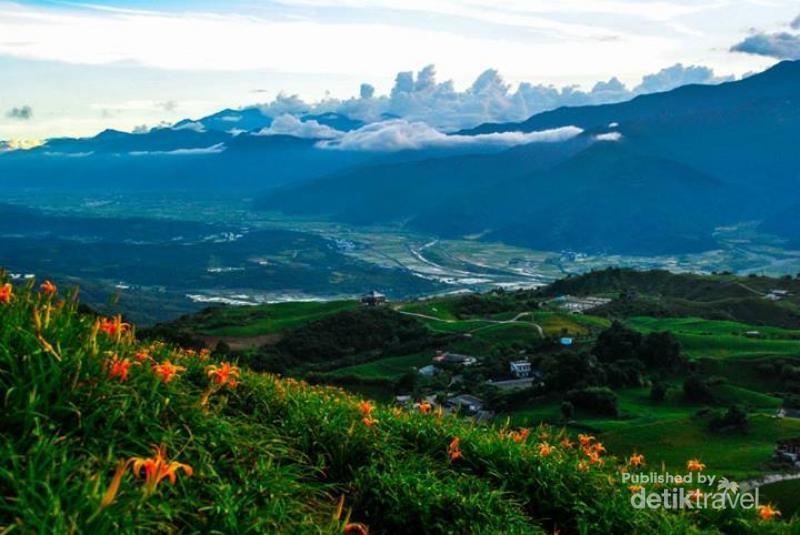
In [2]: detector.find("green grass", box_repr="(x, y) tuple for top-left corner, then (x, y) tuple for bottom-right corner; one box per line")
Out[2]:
(626, 317), (800, 359)
(602, 415), (800, 479)
(760, 479), (800, 520)
(397, 299), (460, 320)
(197, 300), (359, 337)
(329, 353), (433, 380)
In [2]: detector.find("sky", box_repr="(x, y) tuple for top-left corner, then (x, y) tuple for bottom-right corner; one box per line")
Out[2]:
(1, 0), (799, 139)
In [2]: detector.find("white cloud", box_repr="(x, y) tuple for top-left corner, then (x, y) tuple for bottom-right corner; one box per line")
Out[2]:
(172, 121), (206, 133)
(594, 132), (622, 141)
(129, 143), (226, 156)
(317, 119), (582, 151)
(256, 114), (343, 139)
(248, 63), (731, 131)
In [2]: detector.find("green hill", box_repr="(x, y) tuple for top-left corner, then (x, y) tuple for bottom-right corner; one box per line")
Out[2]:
(7, 278), (794, 533)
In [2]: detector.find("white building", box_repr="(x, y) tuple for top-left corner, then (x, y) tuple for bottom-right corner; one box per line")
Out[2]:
(509, 360), (532, 378)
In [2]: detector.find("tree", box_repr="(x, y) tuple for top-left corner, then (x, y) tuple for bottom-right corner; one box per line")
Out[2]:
(709, 405), (748, 433)
(560, 401), (575, 421)
(650, 382), (668, 403)
(543, 351), (605, 391)
(566, 387), (619, 417)
(683, 374), (713, 403)
(593, 321), (642, 363)
(640, 331), (684, 371)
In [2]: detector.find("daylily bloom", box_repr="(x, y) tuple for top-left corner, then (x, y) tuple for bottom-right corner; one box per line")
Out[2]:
(758, 504), (781, 521)
(587, 451), (603, 465)
(510, 428), (530, 443)
(134, 350), (151, 363)
(108, 356), (132, 382)
(132, 445), (193, 495)
(101, 445), (192, 506)
(578, 433), (594, 447)
(0, 283), (12, 304)
(591, 442), (606, 454)
(358, 401), (373, 417)
(419, 401), (432, 414)
(206, 362), (240, 388)
(576, 460), (589, 472)
(687, 459), (706, 472)
(98, 316), (130, 338)
(628, 453), (645, 467)
(538, 442), (553, 457)
(560, 438), (574, 449)
(152, 360), (186, 383)
(448, 437), (462, 461)
(688, 489), (703, 503)
(343, 523), (369, 535)
(362, 416), (378, 428)
(628, 485), (643, 493)
(40, 280), (57, 296)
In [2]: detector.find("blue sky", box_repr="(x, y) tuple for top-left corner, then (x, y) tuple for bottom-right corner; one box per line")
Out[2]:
(2, 0), (799, 139)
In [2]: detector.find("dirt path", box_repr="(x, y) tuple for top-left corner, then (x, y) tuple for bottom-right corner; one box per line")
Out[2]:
(396, 309), (544, 337)
(195, 333), (282, 351)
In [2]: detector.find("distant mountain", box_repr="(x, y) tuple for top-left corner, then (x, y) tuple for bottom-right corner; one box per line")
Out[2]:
(411, 142), (728, 255)
(174, 107), (273, 133)
(256, 60), (800, 255)
(255, 135), (592, 224)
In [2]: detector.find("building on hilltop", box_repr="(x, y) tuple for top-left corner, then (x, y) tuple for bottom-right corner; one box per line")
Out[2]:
(361, 290), (387, 306)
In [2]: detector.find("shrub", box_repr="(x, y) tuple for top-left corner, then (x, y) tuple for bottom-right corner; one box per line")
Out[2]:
(683, 374), (714, 403)
(566, 387), (619, 417)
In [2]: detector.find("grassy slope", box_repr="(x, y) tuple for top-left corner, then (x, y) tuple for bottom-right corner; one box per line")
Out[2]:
(2, 279), (794, 534)
(626, 316), (800, 359)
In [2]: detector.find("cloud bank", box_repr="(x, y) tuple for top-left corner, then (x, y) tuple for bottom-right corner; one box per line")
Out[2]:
(7, 106), (33, 120)
(730, 12), (800, 60)
(256, 114), (341, 139)
(731, 32), (800, 60)
(254, 64), (732, 131)
(316, 119), (582, 151)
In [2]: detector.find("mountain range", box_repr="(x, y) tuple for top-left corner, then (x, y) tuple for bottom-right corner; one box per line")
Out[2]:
(2, 60), (800, 254)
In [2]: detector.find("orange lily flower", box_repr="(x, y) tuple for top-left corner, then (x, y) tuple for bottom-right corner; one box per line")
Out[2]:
(686, 459), (706, 472)
(758, 504), (781, 521)
(538, 442), (553, 457)
(362, 416), (378, 428)
(343, 522), (369, 535)
(510, 428), (530, 443)
(134, 350), (151, 363)
(448, 437), (462, 461)
(0, 283), (12, 304)
(132, 445), (193, 495)
(108, 356), (132, 382)
(98, 316), (130, 338)
(628, 485), (643, 493)
(560, 437), (574, 449)
(587, 451), (603, 465)
(591, 442), (606, 454)
(419, 401), (432, 414)
(578, 433), (594, 447)
(628, 453), (645, 467)
(206, 362), (240, 388)
(688, 489), (703, 503)
(152, 360), (186, 383)
(358, 401), (373, 417)
(101, 445), (192, 506)
(40, 280), (57, 296)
